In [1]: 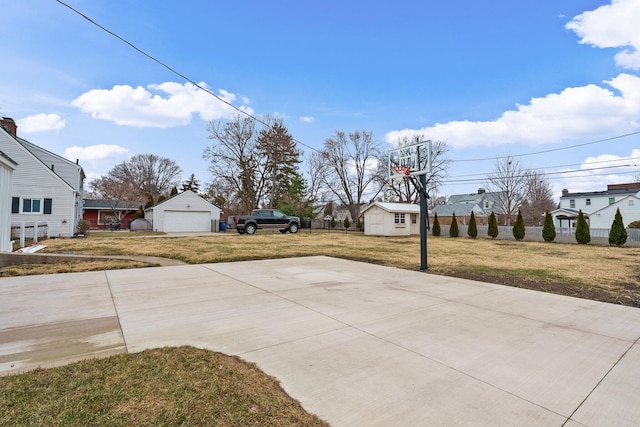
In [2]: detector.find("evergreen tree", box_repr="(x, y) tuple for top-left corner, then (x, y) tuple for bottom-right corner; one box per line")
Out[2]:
(609, 208), (627, 246)
(575, 210), (591, 244)
(356, 218), (363, 231)
(157, 195), (167, 204)
(512, 210), (525, 241)
(468, 211), (478, 239)
(144, 194), (154, 209)
(432, 213), (441, 236)
(170, 186), (178, 196)
(330, 217), (336, 230)
(256, 119), (302, 209)
(181, 173), (200, 192)
(488, 212), (499, 239)
(450, 212), (459, 238)
(344, 217), (350, 231)
(542, 210), (556, 242)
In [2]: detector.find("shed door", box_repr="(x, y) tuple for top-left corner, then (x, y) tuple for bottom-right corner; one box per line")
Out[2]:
(369, 213), (384, 235)
(163, 210), (210, 232)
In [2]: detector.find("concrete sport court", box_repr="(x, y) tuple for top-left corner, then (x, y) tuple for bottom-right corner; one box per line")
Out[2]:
(1, 256), (640, 426)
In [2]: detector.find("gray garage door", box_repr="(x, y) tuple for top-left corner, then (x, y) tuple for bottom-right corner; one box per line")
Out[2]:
(163, 210), (211, 232)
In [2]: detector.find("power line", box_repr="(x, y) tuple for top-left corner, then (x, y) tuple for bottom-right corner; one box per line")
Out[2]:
(54, 0), (321, 153)
(450, 131), (640, 163)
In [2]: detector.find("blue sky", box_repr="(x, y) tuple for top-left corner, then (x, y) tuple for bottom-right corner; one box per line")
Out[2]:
(1, 0), (639, 201)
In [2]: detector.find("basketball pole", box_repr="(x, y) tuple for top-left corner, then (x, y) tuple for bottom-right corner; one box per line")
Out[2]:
(419, 172), (428, 272)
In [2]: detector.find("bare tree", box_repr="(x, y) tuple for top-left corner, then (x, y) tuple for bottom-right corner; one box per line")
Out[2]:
(318, 130), (381, 221)
(374, 136), (450, 203)
(90, 175), (140, 224)
(520, 171), (556, 226)
(486, 155), (529, 225)
(204, 116), (263, 214)
(98, 154), (182, 201)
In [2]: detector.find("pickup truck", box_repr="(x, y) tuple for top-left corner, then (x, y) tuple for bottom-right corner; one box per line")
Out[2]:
(229, 209), (300, 234)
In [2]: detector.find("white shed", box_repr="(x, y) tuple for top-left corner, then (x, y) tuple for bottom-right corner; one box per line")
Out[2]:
(362, 202), (422, 236)
(145, 191), (221, 233)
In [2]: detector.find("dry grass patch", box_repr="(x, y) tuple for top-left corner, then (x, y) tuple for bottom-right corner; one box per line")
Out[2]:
(39, 232), (640, 306)
(0, 346), (328, 427)
(0, 259), (151, 277)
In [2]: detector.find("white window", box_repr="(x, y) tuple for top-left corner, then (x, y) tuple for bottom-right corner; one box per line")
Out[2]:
(586, 198), (591, 206)
(630, 200), (635, 207)
(23, 198), (41, 213)
(609, 197), (615, 205)
(394, 213), (405, 224)
(411, 214), (417, 224)
(570, 199), (575, 209)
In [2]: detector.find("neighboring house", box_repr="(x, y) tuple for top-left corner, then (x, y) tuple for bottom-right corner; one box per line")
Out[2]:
(432, 188), (502, 225)
(0, 150), (18, 251)
(551, 183), (640, 230)
(82, 199), (141, 230)
(362, 202), (423, 236)
(1, 117), (85, 238)
(145, 190), (221, 232)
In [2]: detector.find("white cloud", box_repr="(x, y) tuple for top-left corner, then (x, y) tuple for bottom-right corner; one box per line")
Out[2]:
(300, 116), (315, 123)
(72, 82), (254, 128)
(16, 113), (65, 133)
(566, 0), (640, 70)
(557, 149), (640, 195)
(386, 73), (640, 148)
(65, 144), (129, 162)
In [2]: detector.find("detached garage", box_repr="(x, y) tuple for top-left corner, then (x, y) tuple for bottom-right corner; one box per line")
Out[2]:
(145, 191), (221, 233)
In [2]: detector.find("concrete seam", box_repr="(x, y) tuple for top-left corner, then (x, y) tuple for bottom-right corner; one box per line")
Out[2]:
(561, 335), (640, 426)
(104, 270), (129, 353)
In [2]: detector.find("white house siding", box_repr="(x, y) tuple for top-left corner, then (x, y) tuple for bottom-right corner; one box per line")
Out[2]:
(0, 154), (16, 251)
(1, 129), (78, 237)
(588, 196), (640, 229)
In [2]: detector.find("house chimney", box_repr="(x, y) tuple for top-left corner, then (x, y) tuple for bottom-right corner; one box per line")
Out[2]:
(477, 188), (486, 194)
(562, 189), (568, 196)
(0, 117), (17, 137)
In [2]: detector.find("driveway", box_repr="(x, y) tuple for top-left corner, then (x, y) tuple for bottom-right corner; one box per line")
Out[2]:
(1, 256), (639, 426)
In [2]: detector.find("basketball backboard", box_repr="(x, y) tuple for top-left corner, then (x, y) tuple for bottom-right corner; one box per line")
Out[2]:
(388, 140), (432, 179)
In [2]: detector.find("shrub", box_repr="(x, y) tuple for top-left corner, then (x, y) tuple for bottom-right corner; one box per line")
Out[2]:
(76, 220), (91, 236)
(170, 186), (178, 196)
(449, 212), (459, 238)
(330, 217), (336, 230)
(609, 208), (627, 247)
(512, 210), (525, 241)
(488, 212), (498, 239)
(575, 210), (591, 244)
(432, 213), (441, 236)
(542, 210), (556, 242)
(343, 217), (350, 231)
(356, 218), (363, 231)
(468, 211), (477, 239)
(627, 220), (640, 229)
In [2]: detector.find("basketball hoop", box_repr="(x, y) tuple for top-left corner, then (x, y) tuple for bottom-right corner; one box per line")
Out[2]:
(390, 165), (411, 176)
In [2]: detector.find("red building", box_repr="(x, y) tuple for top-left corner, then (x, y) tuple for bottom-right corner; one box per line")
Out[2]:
(82, 199), (141, 230)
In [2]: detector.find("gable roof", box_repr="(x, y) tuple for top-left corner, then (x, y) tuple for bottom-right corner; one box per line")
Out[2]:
(17, 136), (85, 188)
(362, 202), (422, 214)
(145, 190), (220, 211)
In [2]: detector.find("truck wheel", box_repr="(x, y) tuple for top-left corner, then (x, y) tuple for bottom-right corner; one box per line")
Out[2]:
(288, 223), (299, 233)
(245, 223), (257, 235)
(279, 229), (287, 233)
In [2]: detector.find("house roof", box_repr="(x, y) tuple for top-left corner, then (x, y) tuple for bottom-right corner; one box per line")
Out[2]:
(432, 204), (481, 217)
(362, 202), (422, 214)
(83, 199), (142, 210)
(17, 137), (86, 185)
(549, 208), (588, 219)
(562, 186), (640, 199)
(145, 190), (220, 211)
(0, 150), (18, 168)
